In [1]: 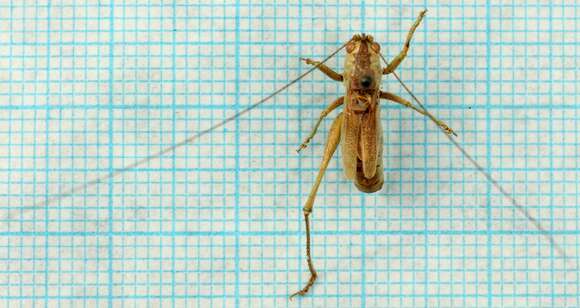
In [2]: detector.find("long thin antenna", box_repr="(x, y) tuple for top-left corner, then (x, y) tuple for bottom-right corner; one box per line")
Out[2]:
(4, 40), (351, 221)
(386, 61), (567, 259)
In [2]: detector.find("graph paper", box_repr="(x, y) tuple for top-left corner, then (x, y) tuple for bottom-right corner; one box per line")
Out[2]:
(0, 1), (579, 307)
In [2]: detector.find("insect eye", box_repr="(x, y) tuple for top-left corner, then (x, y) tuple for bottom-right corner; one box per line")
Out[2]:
(346, 42), (357, 53)
(371, 42), (381, 52)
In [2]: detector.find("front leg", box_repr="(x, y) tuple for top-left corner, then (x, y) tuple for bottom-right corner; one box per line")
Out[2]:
(380, 91), (457, 136)
(301, 58), (343, 82)
(382, 10), (427, 75)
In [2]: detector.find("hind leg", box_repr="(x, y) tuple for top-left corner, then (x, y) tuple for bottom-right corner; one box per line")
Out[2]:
(290, 112), (343, 300)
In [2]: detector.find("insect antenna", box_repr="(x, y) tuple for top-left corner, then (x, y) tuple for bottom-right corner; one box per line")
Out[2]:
(380, 53), (570, 261)
(4, 40), (351, 221)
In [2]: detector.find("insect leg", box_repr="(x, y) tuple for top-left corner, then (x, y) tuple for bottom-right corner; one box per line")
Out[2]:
(297, 96), (344, 152)
(380, 91), (457, 136)
(382, 9), (427, 75)
(290, 112), (343, 300)
(301, 58), (344, 81)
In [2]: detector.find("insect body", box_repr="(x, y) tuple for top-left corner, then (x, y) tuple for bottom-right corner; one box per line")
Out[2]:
(290, 10), (456, 299)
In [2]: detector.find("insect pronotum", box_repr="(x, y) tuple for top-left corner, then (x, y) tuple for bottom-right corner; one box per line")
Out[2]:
(13, 9), (570, 301)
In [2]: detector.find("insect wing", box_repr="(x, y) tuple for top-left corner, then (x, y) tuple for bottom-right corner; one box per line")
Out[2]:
(341, 97), (361, 179)
(360, 98), (381, 178)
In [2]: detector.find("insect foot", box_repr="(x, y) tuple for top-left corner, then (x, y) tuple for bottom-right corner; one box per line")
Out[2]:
(289, 271), (317, 301)
(439, 122), (458, 137)
(296, 139), (311, 152)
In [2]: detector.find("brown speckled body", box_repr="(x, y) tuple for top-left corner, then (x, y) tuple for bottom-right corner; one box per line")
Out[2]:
(341, 34), (384, 193)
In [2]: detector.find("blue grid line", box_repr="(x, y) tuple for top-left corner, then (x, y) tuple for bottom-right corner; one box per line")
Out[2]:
(547, 3), (555, 306)
(107, 1), (115, 306)
(170, 1), (178, 305)
(420, 1), (429, 304)
(42, 1), (52, 305)
(485, 2), (493, 306)
(234, 1), (242, 307)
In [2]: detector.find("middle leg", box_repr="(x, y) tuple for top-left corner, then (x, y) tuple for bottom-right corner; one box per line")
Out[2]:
(297, 96), (344, 152)
(380, 91), (456, 136)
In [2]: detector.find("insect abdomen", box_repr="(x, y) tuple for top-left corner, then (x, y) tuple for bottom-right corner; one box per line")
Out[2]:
(354, 157), (384, 193)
